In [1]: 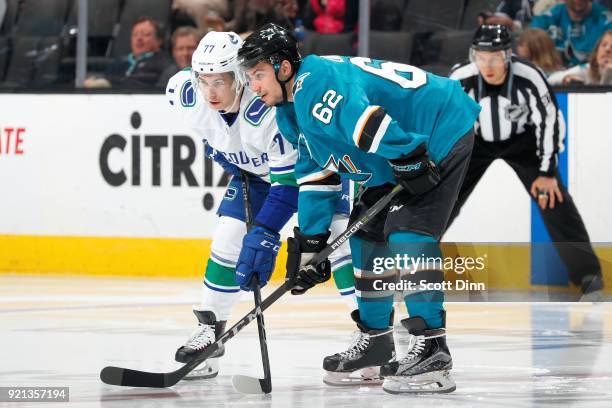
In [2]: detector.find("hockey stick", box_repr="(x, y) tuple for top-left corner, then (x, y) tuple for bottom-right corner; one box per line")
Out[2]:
(231, 171), (273, 394)
(99, 183), (403, 388)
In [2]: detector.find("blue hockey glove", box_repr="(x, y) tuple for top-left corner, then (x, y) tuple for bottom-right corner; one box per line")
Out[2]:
(204, 143), (241, 177)
(236, 226), (281, 291)
(389, 143), (440, 195)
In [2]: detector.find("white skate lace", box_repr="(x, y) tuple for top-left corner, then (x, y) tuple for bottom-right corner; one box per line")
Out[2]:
(398, 335), (425, 364)
(339, 331), (371, 360)
(184, 323), (216, 351)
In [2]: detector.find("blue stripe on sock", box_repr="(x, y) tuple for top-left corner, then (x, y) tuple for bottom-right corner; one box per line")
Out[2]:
(204, 280), (240, 293)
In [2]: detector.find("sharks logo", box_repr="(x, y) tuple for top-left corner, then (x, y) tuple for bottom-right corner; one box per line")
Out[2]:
(260, 27), (276, 40)
(323, 154), (372, 183)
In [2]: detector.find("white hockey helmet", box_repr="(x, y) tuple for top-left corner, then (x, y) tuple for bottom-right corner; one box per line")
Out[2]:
(192, 31), (243, 77)
(191, 31), (244, 110)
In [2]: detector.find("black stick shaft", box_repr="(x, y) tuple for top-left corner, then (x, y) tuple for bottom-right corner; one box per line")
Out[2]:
(100, 183), (403, 388)
(241, 171), (272, 393)
(309, 184), (403, 265)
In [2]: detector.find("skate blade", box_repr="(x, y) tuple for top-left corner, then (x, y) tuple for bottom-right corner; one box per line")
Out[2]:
(382, 370), (456, 394)
(579, 290), (604, 303)
(183, 358), (219, 380)
(323, 366), (383, 386)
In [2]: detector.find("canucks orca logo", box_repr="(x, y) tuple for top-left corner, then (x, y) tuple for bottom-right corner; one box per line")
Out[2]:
(244, 97), (271, 126)
(180, 80), (196, 107)
(324, 154), (372, 183)
(228, 33), (239, 44)
(224, 186), (237, 201)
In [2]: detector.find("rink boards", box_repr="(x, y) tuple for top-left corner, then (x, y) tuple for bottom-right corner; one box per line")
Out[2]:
(0, 92), (611, 290)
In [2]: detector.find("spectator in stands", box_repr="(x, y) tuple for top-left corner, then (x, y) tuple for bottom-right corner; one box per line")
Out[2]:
(531, 0), (612, 66)
(482, 0), (536, 31)
(303, 0), (359, 33)
(158, 26), (203, 87)
(226, 0), (298, 36)
(517, 28), (564, 74)
(85, 17), (172, 88)
(549, 29), (612, 83)
(449, 25), (604, 301)
(303, 0), (346, 34)
(171, 0), (228, 32)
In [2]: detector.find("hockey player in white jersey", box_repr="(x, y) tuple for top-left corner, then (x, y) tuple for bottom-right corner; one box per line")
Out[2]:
(165, 31), (356, 379)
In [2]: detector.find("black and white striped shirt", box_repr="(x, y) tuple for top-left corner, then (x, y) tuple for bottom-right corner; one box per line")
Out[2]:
(450, 56), (565, 176)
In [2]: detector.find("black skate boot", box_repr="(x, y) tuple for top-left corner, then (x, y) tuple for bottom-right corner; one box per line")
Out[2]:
(323, 310), (395, 386)
(381, 316), (455, 394)
(175, 310), (226, 379)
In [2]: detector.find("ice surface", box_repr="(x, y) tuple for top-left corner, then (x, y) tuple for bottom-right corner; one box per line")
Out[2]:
(1, 275), (611, 408)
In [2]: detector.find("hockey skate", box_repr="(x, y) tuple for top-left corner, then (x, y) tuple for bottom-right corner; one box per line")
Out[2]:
(175, 310), (226, 380)
(323, 310), (395, 386)
(380, 316), (455, 394)
(579, 275), (604, 302)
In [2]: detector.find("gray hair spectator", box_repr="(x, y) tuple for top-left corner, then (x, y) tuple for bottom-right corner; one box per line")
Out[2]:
(531, 0), (612, 66)
(549, 29), (612, 84)
(170, 26), (202, 69)
(157, 26), (203, 87)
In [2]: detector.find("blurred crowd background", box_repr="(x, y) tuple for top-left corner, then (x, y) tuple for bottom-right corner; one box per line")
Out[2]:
(0, 0), (610, 90)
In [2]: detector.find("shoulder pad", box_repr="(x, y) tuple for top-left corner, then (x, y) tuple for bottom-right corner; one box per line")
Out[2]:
(166, 69), (196, 109)
(243, 96), (272, 126)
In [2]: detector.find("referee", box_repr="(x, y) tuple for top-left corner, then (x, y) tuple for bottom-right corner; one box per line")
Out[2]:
(448, 25), (603, 301)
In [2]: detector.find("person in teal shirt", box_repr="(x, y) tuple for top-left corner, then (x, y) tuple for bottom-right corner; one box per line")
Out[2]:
(531, 0), (612, 66)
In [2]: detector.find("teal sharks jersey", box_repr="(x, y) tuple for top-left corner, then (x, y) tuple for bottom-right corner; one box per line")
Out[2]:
(276, 55), (480, 234)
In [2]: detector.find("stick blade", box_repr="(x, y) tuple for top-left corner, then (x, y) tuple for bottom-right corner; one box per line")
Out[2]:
(232, 375), (271, 394)
(100, 366), (168, 388)
(100, 366), (124, 386)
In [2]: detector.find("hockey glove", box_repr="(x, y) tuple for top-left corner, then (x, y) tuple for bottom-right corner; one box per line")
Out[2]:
(204, 143), (241, 177)
(236, 226), (281, 291)
(286, 227), (332, 295)
(389, 143), (440, 195)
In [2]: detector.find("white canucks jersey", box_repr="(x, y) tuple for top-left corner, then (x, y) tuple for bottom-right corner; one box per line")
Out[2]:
(165, 69), (297, 185)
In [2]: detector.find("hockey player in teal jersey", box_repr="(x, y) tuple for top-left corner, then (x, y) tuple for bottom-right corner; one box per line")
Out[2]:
(238, 24), (480, 394)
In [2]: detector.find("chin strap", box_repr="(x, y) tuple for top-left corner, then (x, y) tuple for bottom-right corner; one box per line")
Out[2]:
(273, 62), (296, 106)
(224, 85), (244, 113)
